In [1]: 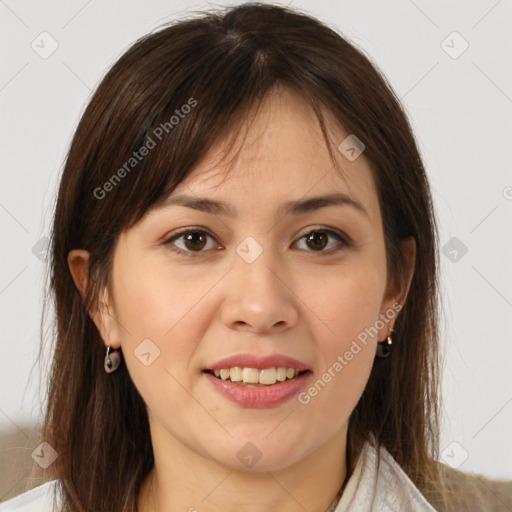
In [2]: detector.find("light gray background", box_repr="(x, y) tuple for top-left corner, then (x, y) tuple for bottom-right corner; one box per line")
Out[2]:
(1, 0), (511, 480)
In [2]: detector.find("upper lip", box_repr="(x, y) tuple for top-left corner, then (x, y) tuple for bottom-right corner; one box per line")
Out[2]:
(204, 353), (311, 372)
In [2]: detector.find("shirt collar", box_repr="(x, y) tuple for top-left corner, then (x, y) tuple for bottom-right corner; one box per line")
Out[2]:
(331, 441), (438, 512)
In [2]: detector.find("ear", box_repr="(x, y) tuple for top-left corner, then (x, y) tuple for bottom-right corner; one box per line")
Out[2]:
(378, 237), (416, 339)
(67, 249), (121, 349)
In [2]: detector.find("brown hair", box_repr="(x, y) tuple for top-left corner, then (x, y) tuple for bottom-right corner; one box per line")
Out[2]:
(40, 2), (446, 510)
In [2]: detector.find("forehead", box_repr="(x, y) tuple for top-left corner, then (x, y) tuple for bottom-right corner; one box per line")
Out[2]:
(169, 87), (380, 222)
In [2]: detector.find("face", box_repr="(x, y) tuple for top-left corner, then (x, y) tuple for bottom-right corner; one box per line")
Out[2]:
(81, 86), (409, 473)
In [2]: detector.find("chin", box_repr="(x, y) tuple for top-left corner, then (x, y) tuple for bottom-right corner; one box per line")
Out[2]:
(218, 453), (303, 473)
(207, 438), (310, 473)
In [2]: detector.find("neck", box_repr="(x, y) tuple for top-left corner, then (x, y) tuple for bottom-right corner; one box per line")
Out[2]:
(137, 423), (348, 512)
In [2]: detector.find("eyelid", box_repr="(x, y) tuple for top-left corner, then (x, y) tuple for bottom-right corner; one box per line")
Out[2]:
(163, 226), (221, 257)
(164, 226), (216, 241)
(294, 225), (350, 244)
(163, 225), (351, 256)
(292, 226), (351, 253)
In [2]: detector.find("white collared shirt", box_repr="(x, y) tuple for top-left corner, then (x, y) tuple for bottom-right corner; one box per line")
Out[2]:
(333, 441), (437, 511)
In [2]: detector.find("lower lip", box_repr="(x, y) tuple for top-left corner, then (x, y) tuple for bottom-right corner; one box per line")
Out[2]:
(203, 371), (312, 408)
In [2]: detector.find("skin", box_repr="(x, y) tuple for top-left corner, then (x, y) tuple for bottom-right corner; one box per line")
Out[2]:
(69, 85), (415, 512)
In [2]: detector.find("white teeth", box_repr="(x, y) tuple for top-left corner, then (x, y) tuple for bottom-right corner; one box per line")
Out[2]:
(209, 366), (304, 385)
(259, 368), (277, 385)
(242, 367), (260, 384)
(229, 367), (243, 382)
(276, 367), (288, 381)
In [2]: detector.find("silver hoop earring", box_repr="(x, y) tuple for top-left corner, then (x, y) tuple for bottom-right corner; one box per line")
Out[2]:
(104, 346), (121, 373)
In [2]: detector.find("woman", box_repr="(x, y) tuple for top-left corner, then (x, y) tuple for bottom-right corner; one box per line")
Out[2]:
(0, 2), (494, 511)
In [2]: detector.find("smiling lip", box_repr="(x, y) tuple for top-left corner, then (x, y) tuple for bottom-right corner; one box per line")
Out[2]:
(202, 353), (312, 408)
(203, 353), (313, 408)
(204, 353), (311, 372)
(203, 370), (312, 408)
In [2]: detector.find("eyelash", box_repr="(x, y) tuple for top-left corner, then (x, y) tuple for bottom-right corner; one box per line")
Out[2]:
(163, 226), (351, 257)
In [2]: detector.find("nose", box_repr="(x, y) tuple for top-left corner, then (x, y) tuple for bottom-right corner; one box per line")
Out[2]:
(219, 244), (299, 334)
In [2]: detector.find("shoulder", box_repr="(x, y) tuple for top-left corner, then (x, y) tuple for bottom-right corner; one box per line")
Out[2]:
(435, 463), (512, 512)
(336, 441), (512, 512)
(376, 445), (512, 512)
(369, 442), (512, 512)
(0, 480), (60, 512)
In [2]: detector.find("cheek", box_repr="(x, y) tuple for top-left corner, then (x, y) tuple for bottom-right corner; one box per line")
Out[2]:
(111, 256), (217, 343)
(110, 263), (211, 422)
(298, 261), (384, 408)
(110, 256), (219, 403)
(306, 260), (385, 349)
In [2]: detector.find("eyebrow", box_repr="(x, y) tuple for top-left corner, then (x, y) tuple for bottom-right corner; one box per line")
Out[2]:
(159, 192), (369, 218)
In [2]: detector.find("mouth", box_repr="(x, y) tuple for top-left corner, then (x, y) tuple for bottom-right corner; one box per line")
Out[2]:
(202, 367), (312, 387)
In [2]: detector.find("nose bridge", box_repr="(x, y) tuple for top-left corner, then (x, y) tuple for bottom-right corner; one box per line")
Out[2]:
(236, 238), (280, 293)
(219, 235), (299, 332)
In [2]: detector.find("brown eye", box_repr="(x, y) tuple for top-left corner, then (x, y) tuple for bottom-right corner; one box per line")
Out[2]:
(183, 231), (207, 251)
(165, 229), (219, 255)
(305, 231), (328, 250)
(296, 229), (348, 253)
